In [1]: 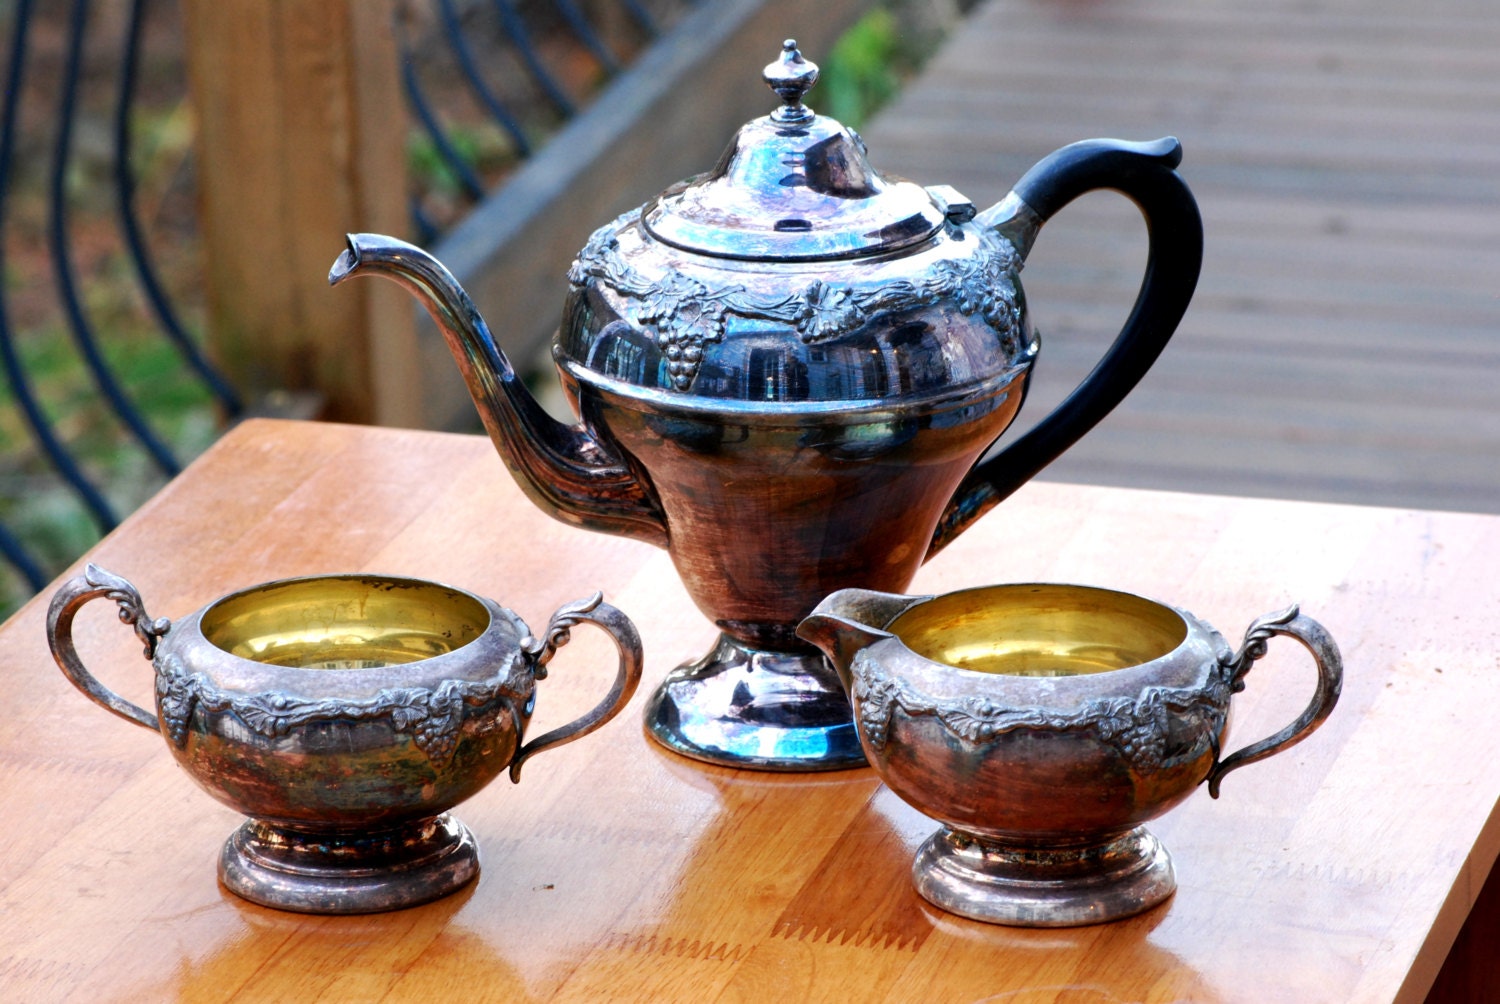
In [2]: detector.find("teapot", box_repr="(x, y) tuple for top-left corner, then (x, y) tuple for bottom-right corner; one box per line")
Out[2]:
(329, 40), (1202, 772)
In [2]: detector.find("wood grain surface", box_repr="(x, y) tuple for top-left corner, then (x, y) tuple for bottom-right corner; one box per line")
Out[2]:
(862, 0), (1500, 515)
(2, 419), (1498, 1002)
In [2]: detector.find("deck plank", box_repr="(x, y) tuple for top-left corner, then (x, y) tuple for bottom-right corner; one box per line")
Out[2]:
(863, 0), (1500, 512)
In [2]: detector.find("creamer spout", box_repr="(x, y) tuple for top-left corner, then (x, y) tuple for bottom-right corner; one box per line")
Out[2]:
(797, 588), (927, 692)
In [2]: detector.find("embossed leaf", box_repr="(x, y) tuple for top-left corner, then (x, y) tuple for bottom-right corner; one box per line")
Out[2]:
(388, 704), (428, 730)
(236, 700), (289, 737)
(940, 709), (989, 743)
(429, 680), (468, 713)
(795, 282), (867, 343)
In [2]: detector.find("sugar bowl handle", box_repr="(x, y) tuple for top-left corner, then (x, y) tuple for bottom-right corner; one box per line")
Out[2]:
(1205, 605), (1343, 798)
(45, 564), (169, 732)
(509, 593), (644, 782)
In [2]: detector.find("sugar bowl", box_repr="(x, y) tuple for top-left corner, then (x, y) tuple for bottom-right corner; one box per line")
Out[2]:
(46, 565), (642, 914)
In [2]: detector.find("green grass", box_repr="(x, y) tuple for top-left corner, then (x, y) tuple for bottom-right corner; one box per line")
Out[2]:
(0, 277), (221, 619)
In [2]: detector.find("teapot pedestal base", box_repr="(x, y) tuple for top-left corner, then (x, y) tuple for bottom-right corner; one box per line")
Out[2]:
(644, 633), (866, 772)
(219, 813), (480, 914)
(913, 825), (1176, 927)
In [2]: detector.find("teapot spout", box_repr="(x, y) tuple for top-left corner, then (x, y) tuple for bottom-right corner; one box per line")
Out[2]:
(796, 589), (927, 691)
(330, 234), (667, 548)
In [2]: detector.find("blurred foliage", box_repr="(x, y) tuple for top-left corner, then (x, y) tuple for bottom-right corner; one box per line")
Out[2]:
(821, 7), (905, 130)
(0, 0), (216, 618)
(0, 285), (220, 618)
(0, 0), (970, 620)
(821, 0), (965, 129)
(406, 120), (524, 227)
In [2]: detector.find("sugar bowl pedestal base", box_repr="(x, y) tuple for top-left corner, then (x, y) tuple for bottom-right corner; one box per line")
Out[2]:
(644, 634), (866, 771)
(913, 826), (1176, 928)
(219, 814), (480, 915)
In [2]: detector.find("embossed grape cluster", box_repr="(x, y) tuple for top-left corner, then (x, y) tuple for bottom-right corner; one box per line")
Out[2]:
(412, 715), (459, 764)
(658, 331), (705, 390)
(410, 685), (466, 764)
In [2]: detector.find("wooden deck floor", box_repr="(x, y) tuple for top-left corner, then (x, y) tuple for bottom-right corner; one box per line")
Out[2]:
(863, 0), (1500, 513)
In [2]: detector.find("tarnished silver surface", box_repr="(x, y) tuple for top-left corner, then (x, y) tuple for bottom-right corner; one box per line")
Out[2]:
(219, 814), (481, 915)
(849, 645), (1233, 772)
(46, 565), (643, 914)
(798, 583), (1342, 926)
(331, 38), (1202, 772)
(913, 826), (1176, 928)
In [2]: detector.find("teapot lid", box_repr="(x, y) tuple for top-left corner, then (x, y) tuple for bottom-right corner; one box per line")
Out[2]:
(640, 40), (947, 262)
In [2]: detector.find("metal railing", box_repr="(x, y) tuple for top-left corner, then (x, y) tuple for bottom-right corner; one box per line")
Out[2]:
(0, 0), (245, 597)
(401, 0), (692, 241)
(0, 0), (695, 608)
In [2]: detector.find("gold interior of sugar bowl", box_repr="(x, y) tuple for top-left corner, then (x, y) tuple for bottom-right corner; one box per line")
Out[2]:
(887, 583), (1188, 678)
(199, 575), (491, 670)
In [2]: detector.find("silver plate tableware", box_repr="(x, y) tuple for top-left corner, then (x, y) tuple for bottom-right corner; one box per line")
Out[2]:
(799, 582), (1341, 926)
(329, 40), (1202, 771)
(47, 565), (642, 914)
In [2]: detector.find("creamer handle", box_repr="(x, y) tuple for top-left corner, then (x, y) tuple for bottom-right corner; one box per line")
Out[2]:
(1205, 606), (1343, 797)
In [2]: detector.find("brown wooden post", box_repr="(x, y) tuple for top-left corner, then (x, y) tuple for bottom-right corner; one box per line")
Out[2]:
(182, 0), (419, 426)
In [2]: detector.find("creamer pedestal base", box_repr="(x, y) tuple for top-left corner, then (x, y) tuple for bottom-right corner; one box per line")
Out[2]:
(913, 825), (1176, 927)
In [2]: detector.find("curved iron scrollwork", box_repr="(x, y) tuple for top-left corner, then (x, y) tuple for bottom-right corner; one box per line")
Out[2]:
(0, 0), (243, 600)
(0, 0), (679, 603)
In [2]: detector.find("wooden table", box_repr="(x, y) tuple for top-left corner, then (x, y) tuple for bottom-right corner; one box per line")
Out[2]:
(3, 419), (1498, 1002)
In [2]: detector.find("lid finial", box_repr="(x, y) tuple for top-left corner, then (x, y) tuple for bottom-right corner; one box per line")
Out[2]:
(763, 39), (818, 124)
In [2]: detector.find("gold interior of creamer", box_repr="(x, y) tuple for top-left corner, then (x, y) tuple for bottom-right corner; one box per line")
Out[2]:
(887, 584), (1187, 677)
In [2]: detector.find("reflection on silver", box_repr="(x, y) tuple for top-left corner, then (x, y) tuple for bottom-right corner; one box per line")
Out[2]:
(331, 37), (1201, 772)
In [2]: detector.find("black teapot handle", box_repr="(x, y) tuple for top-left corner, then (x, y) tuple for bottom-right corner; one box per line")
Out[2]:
(928, 137), (1202, 559)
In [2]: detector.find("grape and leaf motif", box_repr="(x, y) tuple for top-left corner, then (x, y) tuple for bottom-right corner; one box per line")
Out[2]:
(851, 605), (1307, 775)
(849, 641), (1244, 776)
(567, 210), (1025, 391)
(150, 596), (606, 766)
(153, 652), (533, 766)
